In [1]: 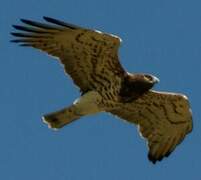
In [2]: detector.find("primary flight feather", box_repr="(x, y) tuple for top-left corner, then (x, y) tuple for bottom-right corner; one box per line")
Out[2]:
(11, 17), (193, 164)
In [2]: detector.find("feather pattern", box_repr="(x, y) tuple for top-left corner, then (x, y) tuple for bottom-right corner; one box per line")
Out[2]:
(109, 90), (192, 163)
(11, 17), (193, 164)
(11, 17), (125, 95)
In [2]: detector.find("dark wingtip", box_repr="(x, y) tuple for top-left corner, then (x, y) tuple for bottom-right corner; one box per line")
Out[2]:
(148, 152), (168, 164)
(10, 39), (19, 43)
(157, 156), (163, 161)
(20, 18), (28, 23)
(12, 25), (31, 32)
(43, 16), (53, 21)
(43, 16), (78, 29)
(10, 32), (26, 37)
(20, 18), (36, 26)
(43, 16), (59, 22)
(10, 32), (16, 36)
(10, 39), (30, 47)
(19, 44), (32, 47)
(20, 18), (57, 30)
(12, 25), (20, 29)
(148, 153), (157, 164)
(165, 151), (172, 157)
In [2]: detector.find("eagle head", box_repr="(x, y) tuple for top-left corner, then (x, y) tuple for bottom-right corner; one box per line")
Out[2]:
(135, 73), (159, 85)
(127, 73), (159, 91)
(120, 73), (159, 102)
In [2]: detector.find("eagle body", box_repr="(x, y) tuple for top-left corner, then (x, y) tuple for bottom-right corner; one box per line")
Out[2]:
(11, 17), (192, 164)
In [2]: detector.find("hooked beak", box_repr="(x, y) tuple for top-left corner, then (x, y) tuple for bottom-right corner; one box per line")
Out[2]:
(152, 76), (160, 83)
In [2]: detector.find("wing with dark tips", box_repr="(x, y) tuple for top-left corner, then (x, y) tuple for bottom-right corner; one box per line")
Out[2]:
(43, 16), (80, 29)
(11, 17), (125, 93)
(109, 90), (193, 164)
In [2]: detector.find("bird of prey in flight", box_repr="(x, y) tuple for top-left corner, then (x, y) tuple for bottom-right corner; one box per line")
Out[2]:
(11, 17), (193, 164)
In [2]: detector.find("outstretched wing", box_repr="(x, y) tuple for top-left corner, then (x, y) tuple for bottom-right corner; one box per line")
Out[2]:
(11, 17), (125, 93)
(109, 90), (193, 163)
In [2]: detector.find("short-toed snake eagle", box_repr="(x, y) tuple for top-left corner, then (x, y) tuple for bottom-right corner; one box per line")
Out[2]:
(11, 17), (192, 163)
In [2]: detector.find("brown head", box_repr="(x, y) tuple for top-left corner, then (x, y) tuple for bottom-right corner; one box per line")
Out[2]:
(120, 73), (159, 102)
(126, 73), (159, 91)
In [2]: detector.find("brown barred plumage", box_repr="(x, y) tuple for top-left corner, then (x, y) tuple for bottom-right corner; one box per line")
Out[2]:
(11, 17), (192, 164)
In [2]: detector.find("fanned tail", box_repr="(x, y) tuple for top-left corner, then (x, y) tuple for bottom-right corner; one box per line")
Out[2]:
(42, 106), (80, 130)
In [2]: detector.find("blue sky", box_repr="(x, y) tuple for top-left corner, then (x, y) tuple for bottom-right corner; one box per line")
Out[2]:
(1, 0), (201, 179)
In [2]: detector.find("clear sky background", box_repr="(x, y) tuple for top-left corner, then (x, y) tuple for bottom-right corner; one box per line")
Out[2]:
(1, 0), (201, 179)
